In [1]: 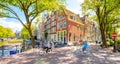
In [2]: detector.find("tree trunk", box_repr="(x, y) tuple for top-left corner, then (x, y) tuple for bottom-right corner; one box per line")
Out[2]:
(100, 27), (107, 47)
(28, 28), (35, 48)
(96, 6), (107, 47)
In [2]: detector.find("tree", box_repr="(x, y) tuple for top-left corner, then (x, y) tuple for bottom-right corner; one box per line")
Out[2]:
(21, 27), (30, 39)
(0, 25), (15, 38)
(21, 24), (35, 39)
(5, 28), (15, 37)
(0, 0), (65, 48)
(0, 25), (4, 37)
(44, 31), (48, 40)
(81, 0), (120, 47)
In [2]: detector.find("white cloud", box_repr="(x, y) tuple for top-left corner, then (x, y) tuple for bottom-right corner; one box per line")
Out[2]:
(0, 18), (23, 32)
(66, 0), (84, 17)
(66, 7), (82, 15)
(76, 0), (84, 3)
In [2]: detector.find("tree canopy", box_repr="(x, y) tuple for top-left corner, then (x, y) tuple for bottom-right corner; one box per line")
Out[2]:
(21, 24), (35, 39)
(0, 25), (15, 38)
(81, 0), (120, 47)
(21, 27), (30, 39)
(0, 0), (65, 48)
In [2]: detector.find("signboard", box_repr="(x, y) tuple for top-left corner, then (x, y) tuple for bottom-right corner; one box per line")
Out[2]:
(112, 32), (117, 38)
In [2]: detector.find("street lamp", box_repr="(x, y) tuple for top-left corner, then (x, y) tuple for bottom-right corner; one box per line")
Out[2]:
(112, 22), (117, 52)
(92, 22), (96, 42)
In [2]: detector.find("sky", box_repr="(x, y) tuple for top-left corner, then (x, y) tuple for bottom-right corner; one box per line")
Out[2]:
(0, 0), (84, 32)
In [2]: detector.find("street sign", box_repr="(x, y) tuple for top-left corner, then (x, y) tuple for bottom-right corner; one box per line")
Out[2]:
(112, 32), (117, 38)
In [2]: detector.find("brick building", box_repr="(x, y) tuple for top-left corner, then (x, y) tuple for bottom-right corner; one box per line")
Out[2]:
(43, 8), (84, 44)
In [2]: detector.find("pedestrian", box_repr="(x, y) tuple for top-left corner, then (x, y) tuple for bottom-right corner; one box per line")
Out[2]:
(82, 40), (88, 54)
(95, 40), (98, 44)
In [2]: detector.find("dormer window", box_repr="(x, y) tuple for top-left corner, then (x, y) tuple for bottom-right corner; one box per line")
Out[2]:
(70, 15), (76, 20)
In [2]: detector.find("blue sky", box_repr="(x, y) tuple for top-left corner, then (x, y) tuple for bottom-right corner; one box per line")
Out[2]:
(0, 0), (83, 32)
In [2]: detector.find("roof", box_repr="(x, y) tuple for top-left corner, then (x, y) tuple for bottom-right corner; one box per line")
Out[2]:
(62, 8), (84, 25)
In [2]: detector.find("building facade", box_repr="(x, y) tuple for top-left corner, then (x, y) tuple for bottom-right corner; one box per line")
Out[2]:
(42, 8), (84, 44)
(80, 15), (101, 42)
(37, 20), (45, 40)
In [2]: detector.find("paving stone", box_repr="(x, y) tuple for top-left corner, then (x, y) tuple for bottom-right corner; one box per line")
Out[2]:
(0, 43), (120, 64)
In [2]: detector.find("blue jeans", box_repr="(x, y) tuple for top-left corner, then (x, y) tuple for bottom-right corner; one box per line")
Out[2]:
(82, 47), (87, 52)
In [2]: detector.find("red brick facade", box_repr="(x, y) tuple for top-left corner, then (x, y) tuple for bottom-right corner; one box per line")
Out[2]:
(44, 8), (84, 43)
(56, 9), (84, 43)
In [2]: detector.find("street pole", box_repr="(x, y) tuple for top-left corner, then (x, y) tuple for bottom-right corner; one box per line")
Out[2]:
(113, 27), (117, 52)
(95, 27), (96, 42)
(2, 46), (4, 56)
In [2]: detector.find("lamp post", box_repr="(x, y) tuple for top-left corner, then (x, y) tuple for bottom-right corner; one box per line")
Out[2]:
(92, 22), (96, 42)
(112, 22), (117, 52)
(1, 39), (4, 56)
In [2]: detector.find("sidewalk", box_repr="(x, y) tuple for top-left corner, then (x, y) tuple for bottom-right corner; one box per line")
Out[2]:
(0, 43), (120, 64)
(73, 43), (120, 64)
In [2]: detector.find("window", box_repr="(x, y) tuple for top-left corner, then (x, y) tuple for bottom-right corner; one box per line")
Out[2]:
(51, 28), (55, 32)
(77, 25), (81, 30)
(64, 31), (66, 36)
(58, 16), (63, 20)
(70, 16), (76, 20)
(69, 32), (71, 41)
(73, 16), (76, 20)
(51, 22), (55, 26)
(52, 16), (55, 21)
(48, 25), (50, 29)
(63, 21), (66, 27)
(59, 22), (63, 27)
(57, 23), (60, 28)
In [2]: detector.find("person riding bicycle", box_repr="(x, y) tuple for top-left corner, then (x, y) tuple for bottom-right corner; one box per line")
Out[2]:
(82, 41), (88, 54)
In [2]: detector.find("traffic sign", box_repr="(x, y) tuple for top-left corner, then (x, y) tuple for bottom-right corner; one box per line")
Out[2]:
(112, 32), (117, 38)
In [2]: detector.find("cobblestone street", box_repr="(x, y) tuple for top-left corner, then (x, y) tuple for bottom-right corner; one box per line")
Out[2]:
(0, 43), (120, 64)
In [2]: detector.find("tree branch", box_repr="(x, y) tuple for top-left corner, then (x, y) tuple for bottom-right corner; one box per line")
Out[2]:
(18, 0), (30, 24)
(28, 9), (36, 16)
(18, 0), (25, 9)
(106, 1), (120, 16)
(0, 3), (28, 29)
(30, 9), (46, 22)
(27, 1), (36, 10)
(0, 15), (17, 19)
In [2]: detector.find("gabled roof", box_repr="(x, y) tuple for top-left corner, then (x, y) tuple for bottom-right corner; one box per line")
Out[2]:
(63, 8), (76, 16)
(61, 8), (84, 25)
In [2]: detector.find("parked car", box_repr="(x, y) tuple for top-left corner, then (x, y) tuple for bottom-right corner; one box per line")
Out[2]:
(25, 39), (40, 45)
(25, 40), (32, 45)
(53, 41), (59, 47)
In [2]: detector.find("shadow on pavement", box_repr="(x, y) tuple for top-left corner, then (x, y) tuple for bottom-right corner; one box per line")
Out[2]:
(0, 44), (120, 64)
(73, 44), (120, 64)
